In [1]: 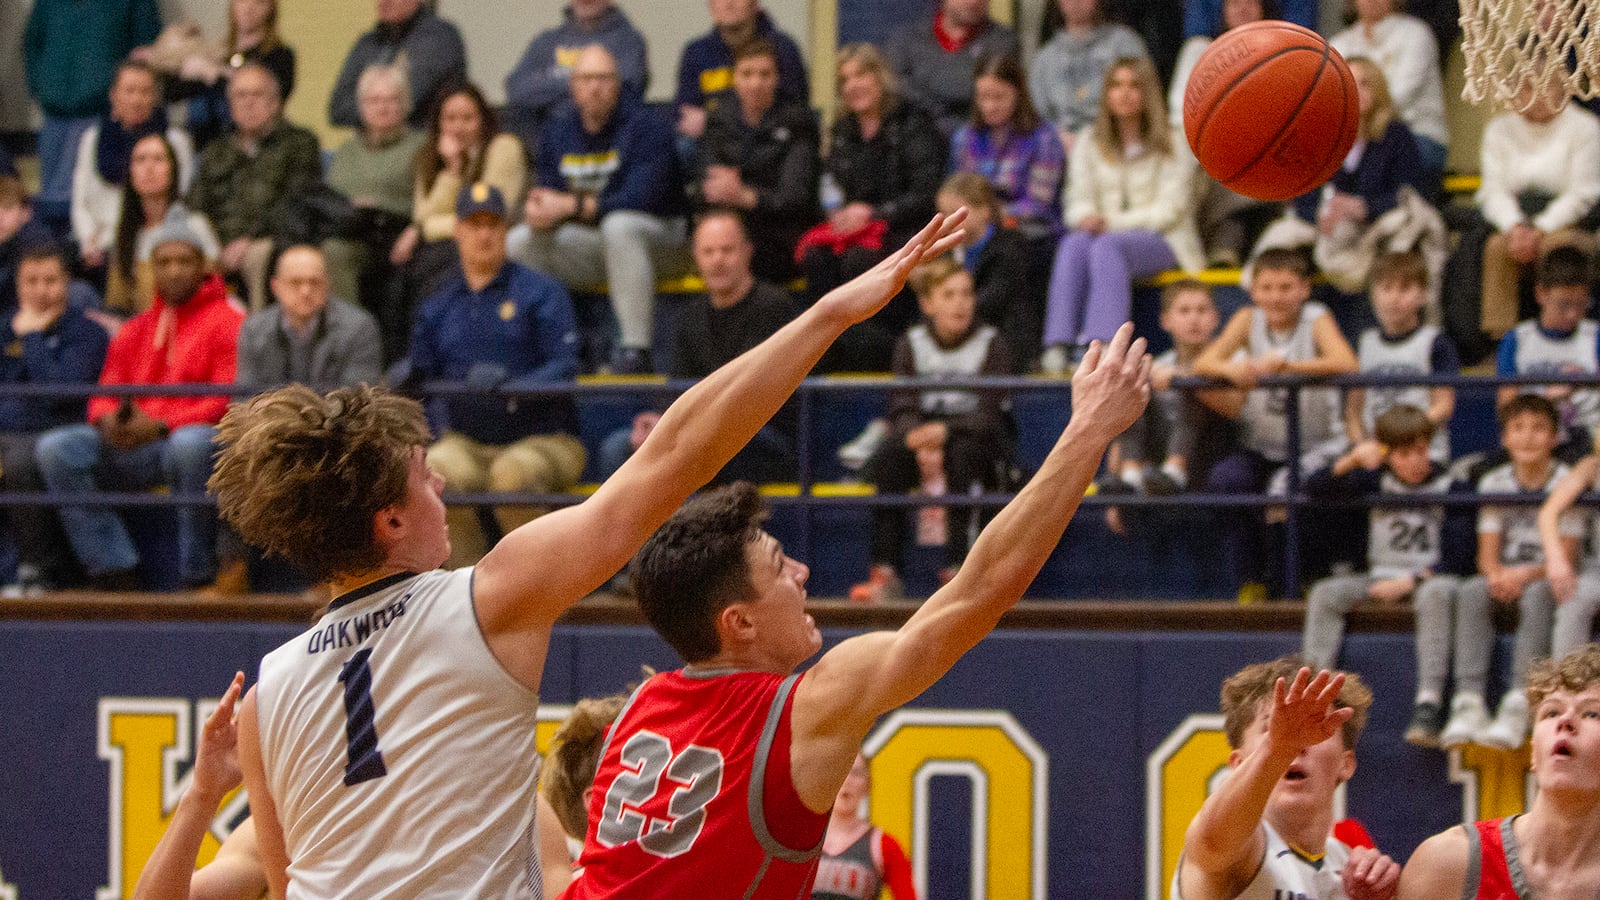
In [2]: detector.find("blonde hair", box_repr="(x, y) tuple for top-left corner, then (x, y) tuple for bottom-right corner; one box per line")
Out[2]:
(1091, 56), (1172, 160)
(908, 254), (968, 298)
(835, 43), (898, 113)
(541, 681), (645, 839)
(1347, 56), (1396, 141)
(1527, 644), (1600, 711)
(1220, 655), (1373, 750)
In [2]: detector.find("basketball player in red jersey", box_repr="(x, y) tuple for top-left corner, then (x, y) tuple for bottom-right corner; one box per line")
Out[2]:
(1399, 644), (1600, 899)
(211, 210), (970, 898)
(562, 323), (1153, 897)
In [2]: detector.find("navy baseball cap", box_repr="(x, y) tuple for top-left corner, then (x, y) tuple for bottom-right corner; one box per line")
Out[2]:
(456, 182), (507, 219)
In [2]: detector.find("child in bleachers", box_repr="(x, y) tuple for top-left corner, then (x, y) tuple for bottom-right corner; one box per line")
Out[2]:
(1196, 248), (1358, 598)
(1344, 251), (1458, 464)
(1495, 244), (1600, 462)
(1300, 405), (1460, 747)
(1536, 450), (1600, 669)
(849, 256), (1014, 603)
(1442, 395), (1584, 749)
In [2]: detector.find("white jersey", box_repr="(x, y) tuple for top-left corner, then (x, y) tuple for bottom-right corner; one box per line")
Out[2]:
(1477, 463), (1577, 566)
(1172, 821), (1352, 900)
(255, 569), (543, 899)
(1368, 470), (1453, 578)
(1357, 325), (1450, 461)
(1507, 319), (1600, 429)
(1241, 302), (1342, 462)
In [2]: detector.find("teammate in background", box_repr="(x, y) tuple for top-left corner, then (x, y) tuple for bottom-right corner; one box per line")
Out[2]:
(811, 754), (917, 900)
(210, 212), (969, 897)
(1174, 657), (1399, 900)
(566, 322), (1151, 896)
(1398, 644), (1600, 899)
(1495, 244), (1600, 463)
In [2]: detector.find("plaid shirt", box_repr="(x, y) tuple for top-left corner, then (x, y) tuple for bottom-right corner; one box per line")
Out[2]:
(950, 121), (1065, 227)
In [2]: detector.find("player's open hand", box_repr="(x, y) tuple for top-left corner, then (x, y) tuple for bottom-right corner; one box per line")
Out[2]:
(815, 209), (967, 327)
(1069, 323), (1152, 443)
(190, 671), (246, 806)
(1266, 667), (1353, 759)
(1342, 845), (1400, 900)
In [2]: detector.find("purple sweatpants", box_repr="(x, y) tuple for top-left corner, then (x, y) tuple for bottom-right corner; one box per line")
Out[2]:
(1042, 229), (1176, 347)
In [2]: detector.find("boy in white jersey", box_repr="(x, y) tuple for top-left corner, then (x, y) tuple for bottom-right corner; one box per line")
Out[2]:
(1301, 405), (1462, 748)
(1540, 452), (1600, 670)
(205, 211), (971, 898)
(1494, 245), (1600, 463)
(1174, 656), (1397, 900)
(1442, 395), (1585, 750)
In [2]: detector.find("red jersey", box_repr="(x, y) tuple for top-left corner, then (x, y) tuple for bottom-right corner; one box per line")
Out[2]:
(1464, 817), (1526, 900)
(565, 669), (829, 899)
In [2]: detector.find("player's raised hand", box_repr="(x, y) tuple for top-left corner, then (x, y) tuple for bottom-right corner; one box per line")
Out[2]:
(1069, 322), (1152, 443)
(190, 671), (246, 806)
(1342, 845), (1401, 900)
(1266, 667), (1354, 758)
(814, 209), (968, 326)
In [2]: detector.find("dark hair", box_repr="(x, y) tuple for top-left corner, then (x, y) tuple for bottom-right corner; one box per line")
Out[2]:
(630, 482), (768, 662)
(16, 242), (68, 283)
(1374, 403), (1435, 448)
(114, 132), (180, 284)
(969, 53), (1040, 132)
(1159, 278), (1213, 313)
(1370, 250), (1428, 289)
(733, 36), (780, 66)
(1220, 654), (1372, 750)
(1252, 247), (1313, 281)
(1498, 392), (1561, 431)
(1537, 244), (1594, 289)
(415, 81), (498, 190)
(1212, 0), (1280, 36)
(938, 171), (1002, 221)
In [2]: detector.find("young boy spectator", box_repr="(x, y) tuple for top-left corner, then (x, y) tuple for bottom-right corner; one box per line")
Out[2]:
(1495, 245), (1600, 462)
(1345, 251), (1459, 464)
(0, 178), (55, 308)
(1196, 248), (1359, 598)
(850, 256), (1014, 603)
(1441, 395), (1583, 750)
(1300, 405), (1461, 747)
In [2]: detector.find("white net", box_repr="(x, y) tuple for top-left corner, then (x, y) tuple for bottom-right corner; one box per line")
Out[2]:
(1460, 0), (1600, 110)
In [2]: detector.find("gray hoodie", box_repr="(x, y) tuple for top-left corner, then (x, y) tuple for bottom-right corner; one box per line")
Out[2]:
(505, 4), (650, 126)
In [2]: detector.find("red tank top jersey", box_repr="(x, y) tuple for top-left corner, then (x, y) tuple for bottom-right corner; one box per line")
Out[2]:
(1464, 817), (1525, 900)
(565, 669), (829, 899)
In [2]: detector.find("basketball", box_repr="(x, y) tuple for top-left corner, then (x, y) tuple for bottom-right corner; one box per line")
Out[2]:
(1183, 20), (1360, 202)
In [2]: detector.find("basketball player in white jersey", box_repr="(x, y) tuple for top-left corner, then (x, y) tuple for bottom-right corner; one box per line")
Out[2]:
(1174, 657), (1400, 900)
(206, 212), (971, 898)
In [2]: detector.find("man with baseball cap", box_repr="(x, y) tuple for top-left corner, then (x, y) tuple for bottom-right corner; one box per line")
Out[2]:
(397, 182), (585, 567)
(36, 213), (245, 590)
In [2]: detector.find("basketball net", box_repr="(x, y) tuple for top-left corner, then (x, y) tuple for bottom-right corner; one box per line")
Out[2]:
(1459, 0), (1600, 110)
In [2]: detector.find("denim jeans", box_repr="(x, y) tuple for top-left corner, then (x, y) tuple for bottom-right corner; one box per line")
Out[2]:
(36, 424), (218, 583)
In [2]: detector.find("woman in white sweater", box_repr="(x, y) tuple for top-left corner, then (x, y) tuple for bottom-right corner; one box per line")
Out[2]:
(1040, 56), (1201, 373)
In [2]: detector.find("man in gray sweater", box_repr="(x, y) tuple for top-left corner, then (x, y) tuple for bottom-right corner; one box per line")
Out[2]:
(504, 0), (649, 145)
(886, 0), (1018, 137)
(236, 246), (382, 389)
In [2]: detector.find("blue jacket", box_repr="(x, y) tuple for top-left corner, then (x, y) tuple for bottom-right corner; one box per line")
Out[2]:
(536, 97), (685, 219)
(675, 11), (808, 111)
(0, 304), (109, 432)
(409, 261), (580, 444)
(505, 5), (649, 124)
(1293, 120), (1430, 223)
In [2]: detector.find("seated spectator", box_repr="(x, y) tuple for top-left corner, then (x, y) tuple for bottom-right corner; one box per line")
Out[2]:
(106, 135), (219, 314)
(1029, 0), (1148, 156)
(390, 82), (526, 347)
(1330, 0), (1449, 183)
(236, 245), (382, 389)
(0, 244), (110, 591)
(37, 218), (245, 590)
(1041, 57), (1202, 373)
(151, 0), (296, 150)
(596, 211), (800, 482)
(949, 53), (1065, 239)
(321, 63), (425, 359)
(403, 185), (584, 568)
(799, 44), (944, 310)
(187, 63), (321, 312)
(851, 256), (1015, 603)
(1496, 245), (1600, 462)
(71, 61), (194, 282)
(1477, 80), (1600, 339)
(691, 38), (820, 284)
(935, 173), (1044, 366)
(504, 0), (648, 150)
(674, 0), (807, 145)
(23, 0), (162, 229)
(1183, 0), (1314, 36)
(328, 0), (466, 129)
(0, 178), (56, 305)
(885, 0), (1018, 137)
(507, 45), (688, 375)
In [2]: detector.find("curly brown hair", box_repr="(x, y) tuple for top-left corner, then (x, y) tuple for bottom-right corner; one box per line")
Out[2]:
(1527, 644), (1600, 711)
(541, 680), (646, 839)
(1220, 655), (1373, 751)
(208, 385), (430, 582)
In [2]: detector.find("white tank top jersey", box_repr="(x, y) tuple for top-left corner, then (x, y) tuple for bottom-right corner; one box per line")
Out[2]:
(1367, 470), (1453, 578)
(1509, 319), (1600, 429)
(1171, 822), (1353, 900)
(1357, 325), (1451, 461)
(1476, 463), (1577, 566)
(1242, 302), (1342, 462)
(254, 569), (544, 899)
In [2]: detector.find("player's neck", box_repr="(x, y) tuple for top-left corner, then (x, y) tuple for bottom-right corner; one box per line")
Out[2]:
(327, 565), (416, 600)
(1266, 805), (1333, 860)
(690, 646), (794, 675)
(1521, 791), (1600, 869)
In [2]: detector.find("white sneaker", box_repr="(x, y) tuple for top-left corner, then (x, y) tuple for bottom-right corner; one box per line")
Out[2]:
(1039, 345), (1070, 377)
(837, 419), (888, 471)
(1481, 690), (1530, 750)
(1440, 693), (1492, 748)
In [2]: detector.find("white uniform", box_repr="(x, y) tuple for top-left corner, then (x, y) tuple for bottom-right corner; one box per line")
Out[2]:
(255, 569), (543, 899)
(1367, 470), (1452, 579)
(1357, 324), (1451, 461)
(1506, 319), (1600, 430)
(1240, 302), (1342, 463)
(1476, 463), (1578, 566)
(1172, 822), (1352, 900)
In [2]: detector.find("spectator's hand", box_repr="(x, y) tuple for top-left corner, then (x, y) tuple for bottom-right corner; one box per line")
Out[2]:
(1348, 440), (1386, 471)
(1150, 362), (1175, 392)
(464, 362), (509, 390)
(629, 411), (662, 451)
(1224, 359), (1258, 389)
(830, 203), (874, 235)
(1549, 555), (1578, 604)
(1487, 566), (1534, 603)
(524, 189), (575, 231)
(1508, 223), (1542, 265)
(702, 166), (746, 206)
(1264, 667), (1354, 760)
(1366, 576), (1414, 604)
(1342, 846), (1401, 900)
(97, 407), (164, 450)
(905, 421), (948, 451)
(1249, 351), (1288, 377)
(81, 244), (106, 270)
(390, 226), (420, 266)
(678, 105), (708, 139)
(220, 238), (253, 273)
(915, 445), (944, 483)
(190, 672), (246, 806)
(438, 132), (464, 175)
(12, 304), (58, 336)
(1077, 215), (1107, 235)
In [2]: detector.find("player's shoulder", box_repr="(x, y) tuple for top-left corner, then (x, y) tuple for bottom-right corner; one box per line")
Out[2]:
(1397, 824), (1470, 898)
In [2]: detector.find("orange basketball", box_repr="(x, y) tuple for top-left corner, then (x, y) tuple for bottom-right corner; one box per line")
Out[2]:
(1183, 21), (1360, 201)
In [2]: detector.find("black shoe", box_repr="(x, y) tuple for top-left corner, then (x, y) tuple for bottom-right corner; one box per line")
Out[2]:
(1094, 474), (1138, 495)
(88, 569), (140, 592)
(611, 347), (653, 375)
(1144, 471), (1182, 496)
(1405, 701), (1445, 748)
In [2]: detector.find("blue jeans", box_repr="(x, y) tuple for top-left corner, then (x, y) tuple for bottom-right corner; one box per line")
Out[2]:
(35, 115), (95, 228)
(37, 424), (218, 583)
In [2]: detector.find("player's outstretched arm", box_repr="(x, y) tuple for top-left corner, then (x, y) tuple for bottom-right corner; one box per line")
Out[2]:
(470, 213), (968, 672)
(1395, 828), (1468, 900)
(134, 673), (266, 900)
(236, 690), (290, 900)
(1177, 669), (1354, 900)
(790, 324), (1150, 803)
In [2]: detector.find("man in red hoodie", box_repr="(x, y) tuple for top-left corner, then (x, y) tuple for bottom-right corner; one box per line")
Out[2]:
(36, 216), (244, 589)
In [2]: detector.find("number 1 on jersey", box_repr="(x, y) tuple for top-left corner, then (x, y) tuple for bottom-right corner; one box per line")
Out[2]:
(338, 648), (388, 786)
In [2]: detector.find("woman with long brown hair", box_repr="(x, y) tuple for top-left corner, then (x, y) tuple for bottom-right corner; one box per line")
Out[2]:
(949, 53), (1064, 236)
